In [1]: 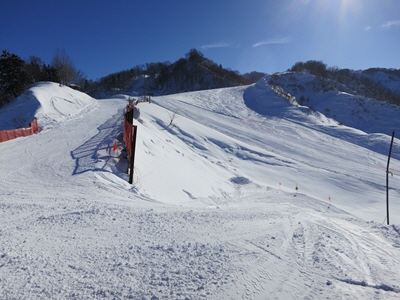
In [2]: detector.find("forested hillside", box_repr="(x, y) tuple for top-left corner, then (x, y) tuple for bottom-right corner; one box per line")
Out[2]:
(87, 49), (257, 97)
(1, 47), (399, 108)
(86, 57), (400, 104)
(289, 60), (400, 105)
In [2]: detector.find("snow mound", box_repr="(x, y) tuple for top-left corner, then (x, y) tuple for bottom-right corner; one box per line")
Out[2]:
(0, 82), (98, 130)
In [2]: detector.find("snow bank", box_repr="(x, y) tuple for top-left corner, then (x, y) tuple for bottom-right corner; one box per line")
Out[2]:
(0, 82), (98, 131)
(261, 72), (400, 134)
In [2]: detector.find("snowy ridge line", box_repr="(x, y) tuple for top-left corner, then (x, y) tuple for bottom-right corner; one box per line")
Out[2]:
(0, 118), (39, 143)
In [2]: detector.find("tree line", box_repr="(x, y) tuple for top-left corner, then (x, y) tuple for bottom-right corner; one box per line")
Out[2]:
(87, 49), (265, 97)
(289, 60), (400, 105)
(2, 48), (398, 108)
(0, 49), (85, 107)
(0, 48), (265, 105)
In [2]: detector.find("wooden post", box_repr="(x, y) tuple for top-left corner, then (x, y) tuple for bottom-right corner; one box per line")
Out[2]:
(386, 131), (395, 225)
(128, 125), (138, 184)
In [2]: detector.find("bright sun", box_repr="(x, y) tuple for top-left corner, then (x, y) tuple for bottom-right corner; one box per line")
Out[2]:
(338, 0), (363, 20)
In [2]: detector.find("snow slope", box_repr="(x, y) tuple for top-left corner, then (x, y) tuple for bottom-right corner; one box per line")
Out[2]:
(265, 72), (400, 135)
(1, 81), (400, 299)
(0, 82), (97, 130)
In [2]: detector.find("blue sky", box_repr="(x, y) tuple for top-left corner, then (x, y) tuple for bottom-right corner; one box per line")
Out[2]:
(2, 0), (399, 80)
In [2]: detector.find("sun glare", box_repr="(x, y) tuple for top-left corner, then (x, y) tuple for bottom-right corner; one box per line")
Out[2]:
(286, 0), (362, 24)
(338, 0), (362, 22)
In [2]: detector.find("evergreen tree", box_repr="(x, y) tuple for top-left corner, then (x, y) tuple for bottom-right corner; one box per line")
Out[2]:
(25, 55), (46, 83)
(0, 50), (27, 106)
(42, 64), (60, 82)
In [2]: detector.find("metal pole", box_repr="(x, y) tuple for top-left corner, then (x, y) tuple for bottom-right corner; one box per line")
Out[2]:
(128, 125), (137, 184)
(386, 131), (395, 225)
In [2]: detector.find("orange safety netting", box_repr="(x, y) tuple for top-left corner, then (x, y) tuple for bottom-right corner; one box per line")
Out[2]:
(124, 116), (133, 158)
(0, 119), (39, 143)
(123, 103), (135, 158)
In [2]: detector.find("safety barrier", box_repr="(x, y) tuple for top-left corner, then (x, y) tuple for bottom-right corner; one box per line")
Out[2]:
(122, 97), (150, 183)
(123, 101), (139, 184)
(123, 97), (148, 158)
(123, 102), (135, 158)
(0, 119), (39, 143)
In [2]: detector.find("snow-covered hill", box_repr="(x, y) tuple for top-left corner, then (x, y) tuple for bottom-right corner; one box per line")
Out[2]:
(1, 80), (400, 299)
(266, 72), (400, 135)
(0, 82), (97, 130)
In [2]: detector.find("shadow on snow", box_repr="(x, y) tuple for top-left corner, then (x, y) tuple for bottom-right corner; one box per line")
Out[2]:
(70, 108), (124, 175)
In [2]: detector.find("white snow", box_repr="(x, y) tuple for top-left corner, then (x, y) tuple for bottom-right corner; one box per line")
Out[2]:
(1, 79), (400, 299)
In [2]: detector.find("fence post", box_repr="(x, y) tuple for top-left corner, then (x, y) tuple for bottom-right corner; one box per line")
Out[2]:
(386, 131), (395, 225)
(128, 125), (137, 184)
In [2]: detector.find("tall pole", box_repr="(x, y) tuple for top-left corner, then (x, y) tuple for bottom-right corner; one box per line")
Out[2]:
(129, 125), (137, 184)
(386, 131), (395, 225)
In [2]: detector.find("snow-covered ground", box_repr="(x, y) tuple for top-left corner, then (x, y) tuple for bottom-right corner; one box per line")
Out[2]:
(1, 81), (400, 299)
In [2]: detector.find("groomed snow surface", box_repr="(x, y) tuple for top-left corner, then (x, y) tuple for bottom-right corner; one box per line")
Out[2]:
(1, 80), (400, 299)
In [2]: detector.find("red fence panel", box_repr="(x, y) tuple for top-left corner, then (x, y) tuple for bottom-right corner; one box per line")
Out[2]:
(124, 117), (133, 158)
(0, 130), (9, 142)
(0, 118), (39, 143)
(7, 130), (16, 140)
(122, 101), (140, 183)
(15, 128), (23, 138)
(30, 119), (38, 134)
(123, 103), (135, 158)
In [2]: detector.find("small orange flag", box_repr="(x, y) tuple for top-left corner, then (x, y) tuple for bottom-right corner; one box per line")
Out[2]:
(113, 142), (117, 151)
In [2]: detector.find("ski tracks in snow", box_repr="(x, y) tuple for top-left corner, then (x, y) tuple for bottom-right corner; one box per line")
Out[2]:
(2, 86), (400, 299)
(211, 199), (400, 299)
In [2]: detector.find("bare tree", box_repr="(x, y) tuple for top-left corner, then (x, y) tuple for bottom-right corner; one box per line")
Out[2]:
(72, 68), (87, 88)
(168, 111), (177, 127)
(51, 48), (76, 86)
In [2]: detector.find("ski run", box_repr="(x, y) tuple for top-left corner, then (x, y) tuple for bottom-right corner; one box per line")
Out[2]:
(1, 77), (400, 299)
